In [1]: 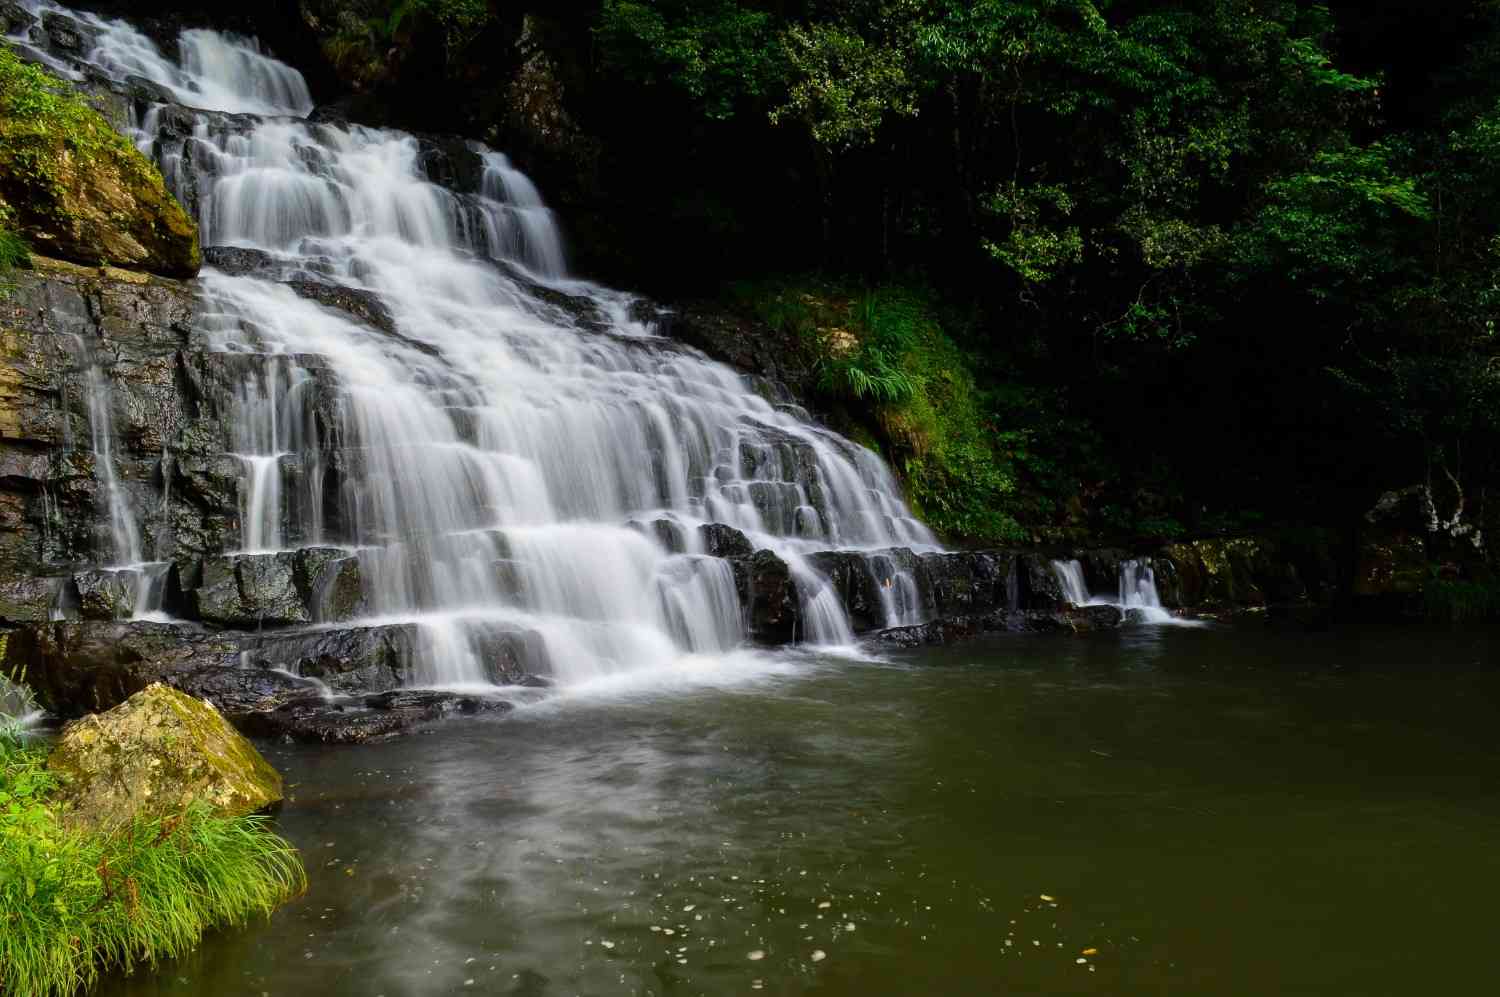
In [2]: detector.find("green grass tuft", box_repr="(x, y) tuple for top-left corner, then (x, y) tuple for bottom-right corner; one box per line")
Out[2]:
(0, 731), (306, 997)
(0, 224), (26, 270)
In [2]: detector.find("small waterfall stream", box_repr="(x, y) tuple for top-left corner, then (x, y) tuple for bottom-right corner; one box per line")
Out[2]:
(7, 1), (940, 686)
(1050, 557), (1187, 625)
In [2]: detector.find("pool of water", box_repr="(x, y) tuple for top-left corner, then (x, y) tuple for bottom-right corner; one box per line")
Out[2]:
(101, 623), (1500, 996)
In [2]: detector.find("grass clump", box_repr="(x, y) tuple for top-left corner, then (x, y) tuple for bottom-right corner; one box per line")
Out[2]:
(0, 724), (306, 997)
(734, 278), (1027, 543)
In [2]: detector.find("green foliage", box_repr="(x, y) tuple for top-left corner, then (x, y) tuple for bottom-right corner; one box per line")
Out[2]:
(597, 1), (780, 120)
(771, 19), (918, 149)
(0, 46), (157, 195)
(0, 734), (306, 997)
(0, 224), (26, 270)
(1423, 577), (1500, 623)
(737, 279), (1026, 542)
(982, 182), (1083, 284)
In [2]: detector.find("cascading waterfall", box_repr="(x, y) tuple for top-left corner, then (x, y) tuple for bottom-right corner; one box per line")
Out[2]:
(8, 3), (941, 686)
(1050, 557), (1188, 625)
(1053, 559), (1091, 609)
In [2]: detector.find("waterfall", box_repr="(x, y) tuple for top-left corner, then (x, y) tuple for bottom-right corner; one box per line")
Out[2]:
(71, 335), (171, 618)
(1050, 558), (1192, 626)
(1052, 559), (1091, 607)
(9, 3), (941, 685)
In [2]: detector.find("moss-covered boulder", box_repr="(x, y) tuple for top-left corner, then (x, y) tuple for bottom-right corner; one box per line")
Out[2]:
(0, 48), (199, 277)
(47, 683), (282, 832)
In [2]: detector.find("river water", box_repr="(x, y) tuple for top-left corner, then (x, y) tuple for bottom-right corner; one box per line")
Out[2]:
(97, 623), (1499, 996)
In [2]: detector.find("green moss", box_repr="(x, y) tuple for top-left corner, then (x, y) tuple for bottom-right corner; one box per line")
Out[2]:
(0, 47), (198, 275)
(0, 725), (304, 997)
(732, 278), (1025, 543)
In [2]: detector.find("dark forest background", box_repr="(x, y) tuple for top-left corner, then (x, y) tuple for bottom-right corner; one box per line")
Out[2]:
(76, 2), (1500, 554)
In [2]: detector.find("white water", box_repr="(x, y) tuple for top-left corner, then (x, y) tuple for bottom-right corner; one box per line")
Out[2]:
(8, 5), (939, 685)
(1050, 558), (1193, 625)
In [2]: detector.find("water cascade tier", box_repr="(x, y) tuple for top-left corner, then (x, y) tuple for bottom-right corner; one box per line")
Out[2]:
(4, 1), (945, 693)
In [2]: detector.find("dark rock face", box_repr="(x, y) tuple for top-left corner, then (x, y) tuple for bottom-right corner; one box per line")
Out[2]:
(0, 576), (73, 624)
(238, 690), (514, 745)
(2, 621), (241, 717)
(732, 549), (801, 644)
(876, 604), (1125, 646)
(806, 551), (885, 632)
(203, 245), (278, 276)
(699, 523), (752, 558)
(239, 624), (419, 694)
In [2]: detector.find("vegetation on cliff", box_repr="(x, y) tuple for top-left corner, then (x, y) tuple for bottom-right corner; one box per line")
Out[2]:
(0, 47), (199, 276)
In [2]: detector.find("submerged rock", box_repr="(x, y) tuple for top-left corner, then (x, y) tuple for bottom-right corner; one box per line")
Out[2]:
(238, 690), (513, 745)
(46, 683), (283, 832)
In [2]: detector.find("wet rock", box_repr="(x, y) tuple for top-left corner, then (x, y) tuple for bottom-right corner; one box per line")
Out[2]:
(1018, 554), (1069, 610)
(699, 523), (753, 558)
(286, 277), (399, 337)
(300, 548), (366, 622)
(203, 245), (278, 276)
(74, 568), (141, 620)
(0, 2), (37, 36)
(732, 549), (801, 644)
(920, 551), (1013, 616)
(240, 624), (420, 695)
(471, 624), (549, 685)
(876, 603), (1124, 645)
(0, 575), (73, 624)
(169, 664), (326, 716)
(238, 690), (513, 745)
(3, 621), (241, 717)
(806, 551), (884, 632)
(47, 683), (282, 832)
(41, 11), (95, 56)
(191, 552), (310, 627)
(416, 133), (485, 193)
(628, 518), (687, 554)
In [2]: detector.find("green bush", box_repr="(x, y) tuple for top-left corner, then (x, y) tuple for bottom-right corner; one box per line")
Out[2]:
(1423, 578), (1500, 623)
(0, 729), (306, 997)
(734, 278), (1026, 543)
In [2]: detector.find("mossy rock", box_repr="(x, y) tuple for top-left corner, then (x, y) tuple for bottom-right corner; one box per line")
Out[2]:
(0, 48), (199, 277)
(46, 683), (282, 833)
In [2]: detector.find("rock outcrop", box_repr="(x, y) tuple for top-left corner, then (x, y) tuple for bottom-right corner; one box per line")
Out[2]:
(46, 683), (282, 831)
(0, 47), (200, 276)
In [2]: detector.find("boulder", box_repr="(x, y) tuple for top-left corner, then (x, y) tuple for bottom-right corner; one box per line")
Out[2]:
(46, 683), (282, 832)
